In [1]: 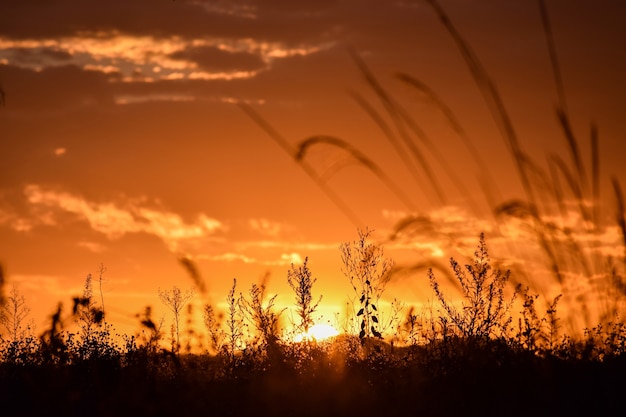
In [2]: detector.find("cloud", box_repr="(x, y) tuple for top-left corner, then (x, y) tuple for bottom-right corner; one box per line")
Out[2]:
(169, 45), (265, 72)
(25, 185), (136, 238)
(0, 205), (56, 232)
(0, 32), (330, 83)
(207, 252), (257, 264)
(0, 46), (72, 70)
(202, 251), (303, 266)
(77, 241), (108, 253)
(190, 0), (258, 19)
(6, 218), (35, 232)
(235, 239), (338, 252)
(280, 252), (303, 265)
(248, 218), (292, 237)
(114, 94), (195, 105)
(1, 185), (333, 271)
(10, 274), (70, 297)
(0, 0), (394, 109)
(22, 184), (224, 252)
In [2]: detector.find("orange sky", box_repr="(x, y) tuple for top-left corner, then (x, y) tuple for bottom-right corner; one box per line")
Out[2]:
(1, 0), (625, 340)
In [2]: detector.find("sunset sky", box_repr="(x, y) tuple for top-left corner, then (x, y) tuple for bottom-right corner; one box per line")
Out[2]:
(1, 0), (625, 339)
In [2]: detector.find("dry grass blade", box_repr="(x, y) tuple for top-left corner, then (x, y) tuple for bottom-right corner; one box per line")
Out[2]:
(237, 101), (294, 157)
(349, 90), (427, 197)
(538, 0), (587, 192)
(316, 156), (360, 185)
(495, 200), (590, 329)
(396, 71), (495, 196)
(179, 256), (207, 295)
(494, 199), (534, 220)
(548, 154), (582, 199)
(237, 101), (364, 227)
(591, 125), (600, 227)
(297, 135), (417, 211)
(548, 159), (568, 222)
(350, 50), (448, 206)
(393, 99), (483, 215)
(556, 108), (587, 191)
(396, 72), (497, 203)
(387, 214), (435, 241)
(354, 56), (485, 215)
(495, 200), (564, 286)
(396, 73), (466, 138)
(549, 153), (591, 223)
(0, 263), (5, 308)
(424, 0), (537, 208)
(514, 152), (555, 215)
(562, 230), (593, 280)
(538, 0), (567, 115)
(612, 177), (626, 257)
(389, 260), (456, 288)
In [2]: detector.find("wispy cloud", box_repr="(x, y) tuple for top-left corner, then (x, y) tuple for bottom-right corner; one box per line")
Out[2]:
(0, 205), (56, 232)
(235, 239), (339, 252)
(1, 185), (336, 270)
(248, 218), (292, 237)
(202, 251), (302, 266)
(22, 184), (224, 252)
(190, 1), (258, 19)
(114, 94), (196, 105)
(77, 241), (108, 253)
(0, 33), (330, 83)
(10, 274), (71, 297)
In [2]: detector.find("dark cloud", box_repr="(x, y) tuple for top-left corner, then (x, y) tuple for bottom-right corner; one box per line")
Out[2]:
(40, 48), (73, 61)
(245, 0), (338, 15)
(169, 46), (265, 72)
(0, 0), (342, 45)
(2, 47), (73, 68)
(195, 0), (339, 16)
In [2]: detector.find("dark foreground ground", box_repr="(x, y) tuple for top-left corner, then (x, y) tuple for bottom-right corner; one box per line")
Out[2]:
(2, 339), (625, 417)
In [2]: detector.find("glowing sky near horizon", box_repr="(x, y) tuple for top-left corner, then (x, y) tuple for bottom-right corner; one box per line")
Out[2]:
(0, 0), (625, 338)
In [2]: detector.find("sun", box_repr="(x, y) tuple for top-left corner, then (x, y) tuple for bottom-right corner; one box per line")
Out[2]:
(293, 323), (340, 343)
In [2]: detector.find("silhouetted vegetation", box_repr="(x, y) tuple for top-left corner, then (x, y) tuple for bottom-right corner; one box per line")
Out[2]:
(341, 228), (393, 339)
(287, 256), (321, 335)
(1, 233), (626, 416)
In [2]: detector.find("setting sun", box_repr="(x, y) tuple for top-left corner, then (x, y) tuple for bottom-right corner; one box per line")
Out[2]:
(293, 323), (340, 343)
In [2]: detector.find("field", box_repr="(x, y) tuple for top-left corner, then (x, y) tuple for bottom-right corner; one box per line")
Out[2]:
(2, 339), (625, 416)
